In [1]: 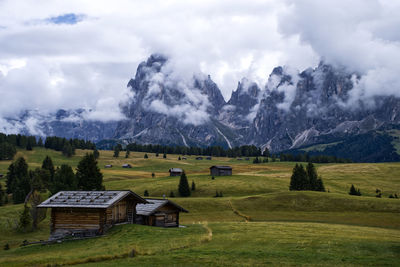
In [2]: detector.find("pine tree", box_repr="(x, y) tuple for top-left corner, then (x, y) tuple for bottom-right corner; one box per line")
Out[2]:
(151, 172), (155, 178)
(191, 180), (196, 191)
(169, 191), (175, 197)
(125, 150), (130, 158)
(0, 142), (16, 160)
(144, 153), (148, 159)
(8, 157), (30, 204)
(50, 164), (77, 194)
(315, 177), (326, 192)
(0, 184), (5, 206)
(28, 190), (46, 230)
(349, 184), (358, 196)
(93, 148), (100, 159)
(19, 204), (31, 232)
(289, 164), (308, 191)
(306, 162), (318, 190)
(76, 153), (104, 190)
(163, 153), (167, 159)
(62, 143), (74, 157)
(178, 171), (191, 197)
(156, 153), (159, 157)
(41, 156), (55, 182)
(178, 156), (181, 160)
(26, 139), (33, 151)
(113, 146), (120, 158)
(37, 137), (43, 147)
(144, 190), (149, 197)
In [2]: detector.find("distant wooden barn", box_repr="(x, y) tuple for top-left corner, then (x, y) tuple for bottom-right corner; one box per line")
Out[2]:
(169, 168), (183, 176)
(38, 191), (147, 240)
(210, 165), (232, 176)
(135, 198), (188, 227)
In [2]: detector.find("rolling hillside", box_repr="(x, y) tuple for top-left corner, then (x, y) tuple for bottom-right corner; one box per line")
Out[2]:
(0, 148), (399, 266)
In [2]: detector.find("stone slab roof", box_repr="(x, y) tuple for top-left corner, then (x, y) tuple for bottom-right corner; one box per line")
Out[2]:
(136, 198), (188, 216)
(38, 190), (147, 209)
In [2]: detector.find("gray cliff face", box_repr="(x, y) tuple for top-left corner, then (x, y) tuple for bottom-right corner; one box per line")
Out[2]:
(114, 54), (234, 148)
(249, 63), (400, 151)
(3, 54), (400, 152)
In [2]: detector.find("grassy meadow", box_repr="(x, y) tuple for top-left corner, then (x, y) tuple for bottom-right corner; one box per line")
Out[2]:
(0, 148), (399, 266)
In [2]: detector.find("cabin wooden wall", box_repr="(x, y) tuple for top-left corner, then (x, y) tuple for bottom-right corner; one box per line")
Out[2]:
(51, 208), (103, 233)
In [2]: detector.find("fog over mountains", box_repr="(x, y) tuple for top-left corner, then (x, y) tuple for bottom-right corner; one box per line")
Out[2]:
(2, 54), (399, 153)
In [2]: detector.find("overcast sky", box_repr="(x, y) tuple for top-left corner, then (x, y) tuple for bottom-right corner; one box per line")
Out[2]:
(0, 0), (399, 120)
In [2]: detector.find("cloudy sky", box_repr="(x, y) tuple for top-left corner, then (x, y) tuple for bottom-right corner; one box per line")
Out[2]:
(0, 0), (399, 121)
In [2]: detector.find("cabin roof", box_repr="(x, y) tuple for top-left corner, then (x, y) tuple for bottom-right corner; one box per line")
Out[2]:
(136, 198), (188, 216)
(37, 190), (147, 209)
(209, 165), (232, 170)
(169, 168), (183, 173)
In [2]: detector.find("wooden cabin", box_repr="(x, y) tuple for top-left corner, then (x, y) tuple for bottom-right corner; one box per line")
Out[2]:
(169, 168), (183, 176)
(210, 165), (232, 176)
(135, 198), (188, 227)
(122, 164), (132, 168)
(38, 191), (147, 240)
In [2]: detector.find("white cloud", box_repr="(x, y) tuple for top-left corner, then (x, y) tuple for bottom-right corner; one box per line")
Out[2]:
(0, 0), (398, 121)
(279, 0), (400, 104)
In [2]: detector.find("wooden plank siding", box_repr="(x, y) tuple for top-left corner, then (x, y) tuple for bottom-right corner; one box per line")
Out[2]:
(52, 208), (103, 232)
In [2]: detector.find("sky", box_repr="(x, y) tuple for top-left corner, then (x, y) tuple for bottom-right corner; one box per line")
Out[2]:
(0, 0), (399, 121)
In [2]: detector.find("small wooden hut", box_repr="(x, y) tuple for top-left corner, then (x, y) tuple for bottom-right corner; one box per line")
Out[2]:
(122, 164), (132, 168)
(210, 165), (232, 176)
(169, 168), (183, 176)
(38, 191), (147, 240)
(135, 198), (188, 227)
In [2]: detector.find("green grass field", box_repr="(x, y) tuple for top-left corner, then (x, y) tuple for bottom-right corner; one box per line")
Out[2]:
(0, 148), (399, 266)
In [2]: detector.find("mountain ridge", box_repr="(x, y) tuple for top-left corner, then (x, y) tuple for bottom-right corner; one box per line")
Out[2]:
(2, 54), (400, 159)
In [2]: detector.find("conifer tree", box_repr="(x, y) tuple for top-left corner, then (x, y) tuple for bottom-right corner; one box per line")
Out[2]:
(191, 180), (196, 191)
(37, 137), (43, 147)
(289, 164), (308, 191)
(315, 177), (326, 192)
(125, 150), (130, 158)
(349, 184), (359, 196)
(178, 171), (191, 197)
(93, 148), (100, 159)
(169, 191), (175, 197)
(0, 142), (16, 160)
(26, 139), (33, 151)
(144, 153), (148, 159)
(0, 184), (5, 206)
(19, 204), (31, 232)
(62, 143), (74, 157)
(144, 190), (149, 197)
(76, 153), (104, 190)
(41, 156), (55, 182)
(50, 165), (77, 194)
(306, 162), (318, 190)
(163, 153), (167, 159)
(7, 157), (30, 204)
(113, 146), (120, 158)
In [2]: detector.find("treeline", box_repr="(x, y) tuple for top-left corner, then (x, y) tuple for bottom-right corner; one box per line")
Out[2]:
(125, 143), (264, 158)
(0, 133), (38, 159)
(1, 153), (104, 231)
(0, 132), (96, 160)
(289, 163), (325, 192)
(279, 153), (352, 163)
(44, 136), (95, 157)
(3, 154), (104, 205)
